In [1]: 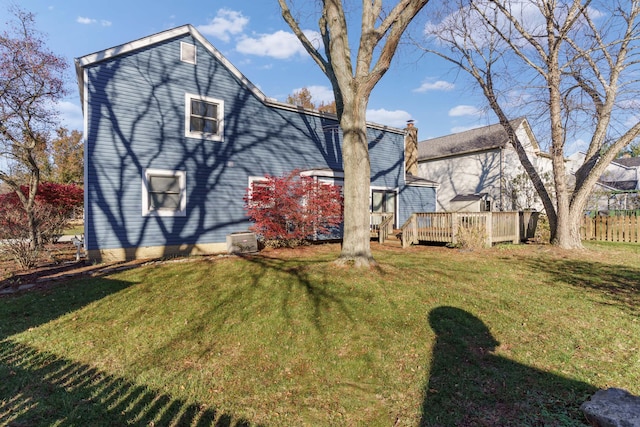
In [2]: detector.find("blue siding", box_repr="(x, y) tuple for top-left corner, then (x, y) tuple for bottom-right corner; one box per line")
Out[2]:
(399, 185), (437, 227)
(83, 32), (433, 253)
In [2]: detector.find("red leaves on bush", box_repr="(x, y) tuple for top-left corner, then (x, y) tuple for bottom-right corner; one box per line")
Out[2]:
(0, 182), (83, 240)
(244, 170), (343, 245)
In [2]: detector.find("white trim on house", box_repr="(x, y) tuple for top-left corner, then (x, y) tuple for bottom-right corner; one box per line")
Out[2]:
(370, 185), (399, 227)
(299, 169), (345, 179)
(184, 93), (224, 141)
(74, 24), (403, 135)
(142, 168), (187, 217)
(82, 68), (89, 250)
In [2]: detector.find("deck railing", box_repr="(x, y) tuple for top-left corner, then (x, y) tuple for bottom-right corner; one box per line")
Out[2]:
(370, 212), (394, 243)
(401, 211), (522, 248)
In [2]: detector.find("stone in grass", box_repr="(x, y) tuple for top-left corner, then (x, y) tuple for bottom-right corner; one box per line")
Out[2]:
(581, 388), (640, 427)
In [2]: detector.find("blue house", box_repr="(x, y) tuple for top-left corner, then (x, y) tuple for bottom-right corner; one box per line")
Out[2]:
(75, 25), (437, 262)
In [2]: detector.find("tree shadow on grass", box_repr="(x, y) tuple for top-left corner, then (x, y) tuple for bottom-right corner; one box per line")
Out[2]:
(518, 256), (640, 316)
(0, 339), (256, 426)
(237, 252), (359, 333)
(0, 277), (135, 340)
(421, 306), (596, 426)
(0, 276), (260, 426)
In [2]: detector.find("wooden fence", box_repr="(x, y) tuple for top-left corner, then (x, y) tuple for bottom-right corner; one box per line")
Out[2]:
(581, 215), (640, 243)
(401, 211), (523, 248)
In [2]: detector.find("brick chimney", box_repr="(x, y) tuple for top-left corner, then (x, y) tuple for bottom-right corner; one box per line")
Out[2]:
(405, 120), (418, 175)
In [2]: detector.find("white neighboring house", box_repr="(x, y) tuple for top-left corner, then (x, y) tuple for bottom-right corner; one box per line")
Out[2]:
(566, 152), (640, 213)
(417, 118), (553, 212)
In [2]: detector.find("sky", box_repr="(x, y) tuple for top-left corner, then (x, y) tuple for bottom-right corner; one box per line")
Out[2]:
(0, 0), (573, 147)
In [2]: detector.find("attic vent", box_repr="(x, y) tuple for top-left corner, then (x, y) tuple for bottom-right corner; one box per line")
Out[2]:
(180, 42), (196, 64)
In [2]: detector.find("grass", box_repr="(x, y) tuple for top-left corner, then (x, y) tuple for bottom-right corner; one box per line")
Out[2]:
(1, 241), (639, 426)
(62, 221), (84, 236)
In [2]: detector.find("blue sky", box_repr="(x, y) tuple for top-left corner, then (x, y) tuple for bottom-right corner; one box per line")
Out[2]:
(1, 0), (525, 143)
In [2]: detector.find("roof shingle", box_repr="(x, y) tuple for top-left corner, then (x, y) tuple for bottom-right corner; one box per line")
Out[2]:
(418, 118), (526, 160)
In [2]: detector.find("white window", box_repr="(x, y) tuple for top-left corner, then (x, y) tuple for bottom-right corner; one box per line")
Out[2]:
(185, 93), (224, 141)
(180, 42), (196, 64)
(247, 176), (273, 207)
(371, 188), (398, 227)
(142, 169), (186, 217)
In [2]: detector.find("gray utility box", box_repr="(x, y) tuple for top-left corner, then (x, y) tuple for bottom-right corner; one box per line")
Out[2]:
(226, 232), (258, 254)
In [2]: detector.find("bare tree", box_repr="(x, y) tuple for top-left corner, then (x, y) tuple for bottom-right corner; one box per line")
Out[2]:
(0, 6), (67, 248)
(278, 0), (430, 266)
(423, 0), (640, 249)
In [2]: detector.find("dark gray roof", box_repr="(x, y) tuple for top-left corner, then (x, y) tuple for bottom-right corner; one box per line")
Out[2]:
(613, 157), (640, 168)
(405, 174), (438, 187)
(418, 118), (526, 160)
(451, 193), (489, 202)
(599, 180), (638, 191)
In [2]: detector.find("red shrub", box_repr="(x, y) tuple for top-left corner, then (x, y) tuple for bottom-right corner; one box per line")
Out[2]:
(0, 182), (83, 241)
(244, 170), (343, 247)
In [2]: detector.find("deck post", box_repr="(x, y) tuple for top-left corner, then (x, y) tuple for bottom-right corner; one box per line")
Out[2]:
(451, 212), (459, 245)
(485, 212), (493, 248)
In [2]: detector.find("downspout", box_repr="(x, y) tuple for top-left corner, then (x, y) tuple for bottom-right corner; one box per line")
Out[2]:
(500, 146), (504, 211)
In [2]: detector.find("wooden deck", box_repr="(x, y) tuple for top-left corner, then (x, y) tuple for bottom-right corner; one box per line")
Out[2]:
(400, 211), (530, 248)
(370, 213), (394, 244)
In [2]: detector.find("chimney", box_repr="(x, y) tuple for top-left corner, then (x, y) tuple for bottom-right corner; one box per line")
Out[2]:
(405, 120), (418, 175)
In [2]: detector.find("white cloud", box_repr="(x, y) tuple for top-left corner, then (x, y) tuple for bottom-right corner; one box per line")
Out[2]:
(237, 29), (321, 59)
(197, 9), (249, 42)
(449, 105), (481, 117)
(619, 99), (640, 109)
(366, 109), (412, 128)
(77, 16), (95, 25)
(624, 113), (640, 128)
(57, 101), (84, 131)
(77, 16), (111, 27)
(413, 80), (454, 93)
(566, 138), (588, 156)
(425, 1), (544, 50)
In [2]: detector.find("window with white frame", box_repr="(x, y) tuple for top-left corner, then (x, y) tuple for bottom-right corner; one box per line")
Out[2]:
(185, 93), (224, 141)
(180, 42), (196, 64)
(247, 176), (273, 208)
(142, 169), (186, 216)
(371, 188), (397, 227)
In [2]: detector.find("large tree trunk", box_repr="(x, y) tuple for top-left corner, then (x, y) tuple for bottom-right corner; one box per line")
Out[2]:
(336, 96), (374, 267)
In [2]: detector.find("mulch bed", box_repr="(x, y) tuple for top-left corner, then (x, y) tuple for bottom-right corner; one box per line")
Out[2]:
(0, 242), (149, 296)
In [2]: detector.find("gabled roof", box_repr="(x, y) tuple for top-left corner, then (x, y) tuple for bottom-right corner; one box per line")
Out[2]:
(451, 193), (489, 202)
(418, 117), (529, 161)
(599, 180), (638, 191)
(613, 157), (640, 168)
(404, 174), (439, 188)
(75, 24), (401, 133)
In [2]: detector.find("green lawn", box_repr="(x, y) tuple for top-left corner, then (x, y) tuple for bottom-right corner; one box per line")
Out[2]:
(1, 242), (638, 426)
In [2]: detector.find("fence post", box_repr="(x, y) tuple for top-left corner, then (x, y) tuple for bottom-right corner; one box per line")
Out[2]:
(485, 212), (493, 248)
(451, 212), (459, 245)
